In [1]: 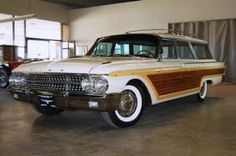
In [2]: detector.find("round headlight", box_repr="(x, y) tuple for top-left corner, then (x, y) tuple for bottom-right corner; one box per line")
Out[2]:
(94, 77), (108, 94)
(15, 76), (26, 86)
(9, 73), (26, 87)
(81, 75), (108, 95)
(9, 74), (17, 86)
(81, 77), (92, 92)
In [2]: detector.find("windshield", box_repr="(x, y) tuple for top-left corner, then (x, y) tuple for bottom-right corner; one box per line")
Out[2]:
(88, 35), (158, 58)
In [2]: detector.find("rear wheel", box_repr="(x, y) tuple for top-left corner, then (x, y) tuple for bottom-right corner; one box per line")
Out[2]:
(0, 69), (9, 88)
(102, 85), (144, 128)
(196, 81), (208, 102)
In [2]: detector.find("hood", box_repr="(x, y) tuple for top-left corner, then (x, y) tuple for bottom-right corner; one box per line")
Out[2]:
(14, 57), (106, 73)
(13, 56), (149, 74)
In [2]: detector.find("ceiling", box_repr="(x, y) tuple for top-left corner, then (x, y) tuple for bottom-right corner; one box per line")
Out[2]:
(44, 0), (140, 8)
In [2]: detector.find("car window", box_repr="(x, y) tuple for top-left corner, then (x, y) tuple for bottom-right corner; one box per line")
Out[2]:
(89, 35), (159, 58)
(162, 40), (177, 59)
(191, 43), (213, 59)
(114, 43), (130, 55)
(133, 44), (156, 56)
(92, 42), (112, 56)
(176, 41), (194, 59)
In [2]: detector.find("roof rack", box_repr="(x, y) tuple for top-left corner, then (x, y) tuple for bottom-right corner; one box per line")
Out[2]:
(125, 28), (199, 39)
(169, 28), (198, 38)
(126, 29), (168, 34)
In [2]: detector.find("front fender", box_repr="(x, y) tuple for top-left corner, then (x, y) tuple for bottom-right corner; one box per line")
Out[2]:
(105, 75), (157, 104)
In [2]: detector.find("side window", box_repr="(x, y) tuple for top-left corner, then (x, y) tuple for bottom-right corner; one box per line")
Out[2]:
(162, 40), (177, 59)
(114, 43), (129, 55)
(191, 43), (213, 59)
(176, 41), (194, 59)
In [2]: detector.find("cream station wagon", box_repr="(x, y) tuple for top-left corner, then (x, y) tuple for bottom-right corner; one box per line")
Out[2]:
(9, 33), (225, 128)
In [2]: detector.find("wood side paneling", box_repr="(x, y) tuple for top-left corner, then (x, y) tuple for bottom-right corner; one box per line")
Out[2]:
(147, 68), (224, 96)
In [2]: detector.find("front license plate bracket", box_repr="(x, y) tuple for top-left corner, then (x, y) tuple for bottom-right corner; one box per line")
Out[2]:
(38, 95), (57, 108)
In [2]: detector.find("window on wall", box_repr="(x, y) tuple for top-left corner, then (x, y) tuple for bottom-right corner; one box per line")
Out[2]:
(26, 19), (61, 40)
(14, 21), (25, 46)
(14, 20), (25, 59)
(0, 13), (13, 45)
(26, 19), (62, 60)
(27, 40), (49, 59)
(0, 13), (63, 60)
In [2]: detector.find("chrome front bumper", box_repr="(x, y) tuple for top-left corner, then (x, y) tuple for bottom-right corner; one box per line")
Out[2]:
(9, 89), (122, 111)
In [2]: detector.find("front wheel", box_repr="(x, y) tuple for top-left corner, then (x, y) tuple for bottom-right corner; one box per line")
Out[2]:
(196, 81), (208, 102)
(102, 85), (144, 128)
(0, 69), (9, 88)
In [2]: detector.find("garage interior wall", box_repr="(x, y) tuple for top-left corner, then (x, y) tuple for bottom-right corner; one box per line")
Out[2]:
(0, 0), (69, 24)
(69, 0), (236, 48)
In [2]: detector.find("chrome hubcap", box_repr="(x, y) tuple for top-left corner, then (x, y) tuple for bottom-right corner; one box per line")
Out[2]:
(118, 91), (137, 117)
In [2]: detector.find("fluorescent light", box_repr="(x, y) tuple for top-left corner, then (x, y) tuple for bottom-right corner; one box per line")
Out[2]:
(0, 14), (36, 23)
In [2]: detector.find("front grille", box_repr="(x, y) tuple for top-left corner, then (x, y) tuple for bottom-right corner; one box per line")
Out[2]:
(26, 73), (84, 94)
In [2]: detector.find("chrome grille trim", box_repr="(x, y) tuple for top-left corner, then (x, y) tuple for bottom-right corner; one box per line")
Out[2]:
(26, 73), (85, 94)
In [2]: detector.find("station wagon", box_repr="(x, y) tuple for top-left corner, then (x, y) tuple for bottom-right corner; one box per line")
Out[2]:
(9, 33), (225, 127)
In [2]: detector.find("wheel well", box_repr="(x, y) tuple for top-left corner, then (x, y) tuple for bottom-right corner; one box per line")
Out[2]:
(206, 80), (213, 85)
(127, 79), (152, 105)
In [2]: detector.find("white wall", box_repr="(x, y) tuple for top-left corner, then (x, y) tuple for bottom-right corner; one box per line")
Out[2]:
(0, 0), (69, 24)
(69, 0), (236, 47)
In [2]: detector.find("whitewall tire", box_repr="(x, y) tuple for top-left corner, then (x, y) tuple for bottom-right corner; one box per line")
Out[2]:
(102, 85), (144, 128)
(196, 81), (208, 102)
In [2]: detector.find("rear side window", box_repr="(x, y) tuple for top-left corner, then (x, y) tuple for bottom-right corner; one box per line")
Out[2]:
(191, 43), (213, 59)
(162, 40), (177, 59)
(176, 41), (194, 59)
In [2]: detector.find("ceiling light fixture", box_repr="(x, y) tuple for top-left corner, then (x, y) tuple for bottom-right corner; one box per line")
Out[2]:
(0, 14), (36, 23)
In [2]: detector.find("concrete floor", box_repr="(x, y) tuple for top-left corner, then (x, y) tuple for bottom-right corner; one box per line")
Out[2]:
(0, 84), (236, 156)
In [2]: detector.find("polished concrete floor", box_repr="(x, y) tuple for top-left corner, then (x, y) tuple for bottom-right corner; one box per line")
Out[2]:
(0, 84), (236, 156)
